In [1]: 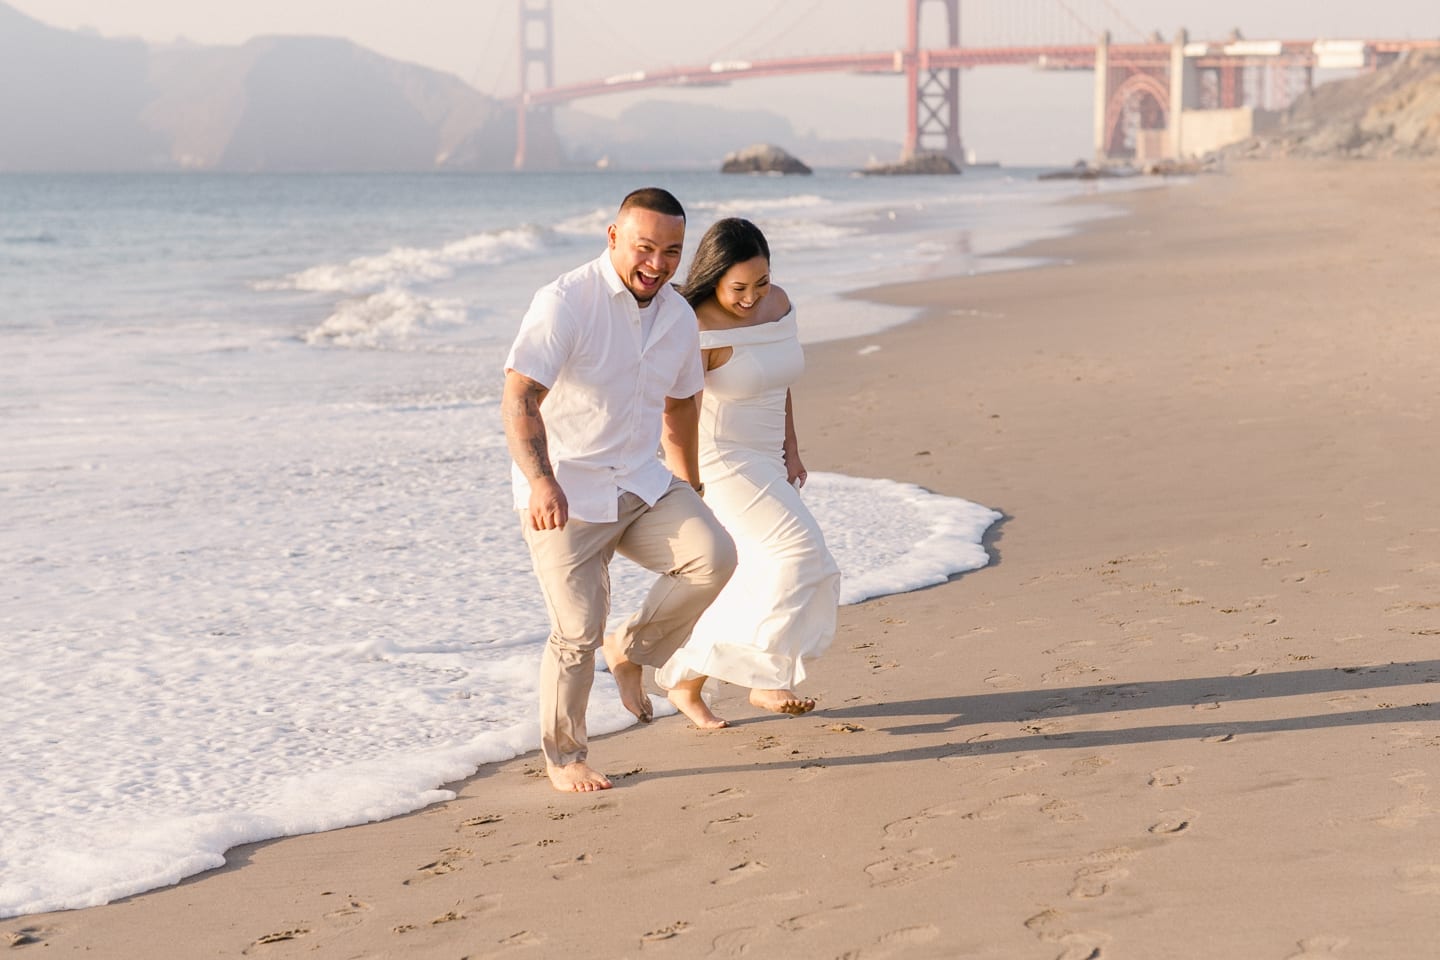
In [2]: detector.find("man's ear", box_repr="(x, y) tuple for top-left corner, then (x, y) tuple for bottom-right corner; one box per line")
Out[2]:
(606, 223), (618, 248)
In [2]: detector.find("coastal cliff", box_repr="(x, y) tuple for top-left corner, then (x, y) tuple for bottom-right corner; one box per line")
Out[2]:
(1235, 49), (1440, 159)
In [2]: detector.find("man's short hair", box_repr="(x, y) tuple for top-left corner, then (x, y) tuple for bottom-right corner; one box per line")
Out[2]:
(618, 187), (686, 222)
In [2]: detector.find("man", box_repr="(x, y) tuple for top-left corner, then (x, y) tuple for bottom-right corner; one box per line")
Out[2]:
(502, 187), (738, 793)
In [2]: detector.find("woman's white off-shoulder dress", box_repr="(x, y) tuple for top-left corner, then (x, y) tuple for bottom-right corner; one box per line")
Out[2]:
(656, 309), (841, 692)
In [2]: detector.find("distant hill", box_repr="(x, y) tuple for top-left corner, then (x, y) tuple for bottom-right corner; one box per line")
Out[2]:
(0, 1), (901, 173)
(0, 1), (511, 172)
(1232, 49), (1440, 160)
(0, 2), (164, 170)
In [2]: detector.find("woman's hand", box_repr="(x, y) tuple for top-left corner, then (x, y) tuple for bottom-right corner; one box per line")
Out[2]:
(784, 447), (807, 489)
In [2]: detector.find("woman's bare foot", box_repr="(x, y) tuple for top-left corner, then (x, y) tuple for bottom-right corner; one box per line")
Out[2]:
(667, 677), (729, 729)
(749, 688), (815, 716)
(547, 761), (612, 792)
(602, 637), (652, 723)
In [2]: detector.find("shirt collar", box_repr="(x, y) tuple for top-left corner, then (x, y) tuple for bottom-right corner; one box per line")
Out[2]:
(599, 250), (671, 309)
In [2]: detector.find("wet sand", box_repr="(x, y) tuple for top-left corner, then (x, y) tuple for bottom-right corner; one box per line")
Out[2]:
(7, 158), (1440, 958)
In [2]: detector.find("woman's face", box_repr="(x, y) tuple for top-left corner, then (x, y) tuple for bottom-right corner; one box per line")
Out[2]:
(714, 255), (771, 320)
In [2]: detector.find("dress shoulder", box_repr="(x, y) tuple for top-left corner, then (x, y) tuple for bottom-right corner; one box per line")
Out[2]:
(698, 307), (796, 349)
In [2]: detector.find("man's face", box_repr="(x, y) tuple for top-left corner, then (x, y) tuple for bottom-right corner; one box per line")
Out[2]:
(607, 207), (686, 305)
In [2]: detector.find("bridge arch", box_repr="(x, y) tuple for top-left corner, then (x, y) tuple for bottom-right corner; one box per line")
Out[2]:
(1102, 71), (1169, 159)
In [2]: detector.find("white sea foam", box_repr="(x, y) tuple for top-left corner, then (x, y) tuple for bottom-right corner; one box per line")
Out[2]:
(260, 224), (552, 294)
(303, 288), (468, 348)
(696, 193), (829, 215)
(0, 456), (997, 917)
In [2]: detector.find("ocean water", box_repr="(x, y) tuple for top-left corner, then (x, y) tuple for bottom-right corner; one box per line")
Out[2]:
(0, 167), (1137, 918)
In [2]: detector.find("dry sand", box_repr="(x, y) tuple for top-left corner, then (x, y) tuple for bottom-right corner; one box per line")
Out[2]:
(7, 159), (1440, 959)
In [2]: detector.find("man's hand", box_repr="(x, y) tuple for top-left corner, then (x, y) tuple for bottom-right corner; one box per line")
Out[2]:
(503, 370), (568, 528)
(527, 476), (569, 530)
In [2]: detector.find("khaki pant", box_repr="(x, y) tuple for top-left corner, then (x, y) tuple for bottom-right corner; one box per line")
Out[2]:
(522, 479), (737, 768)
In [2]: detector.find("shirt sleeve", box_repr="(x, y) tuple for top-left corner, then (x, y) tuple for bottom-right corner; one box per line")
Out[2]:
(668, 303), (705, 399)
(505, 286), (575, 389)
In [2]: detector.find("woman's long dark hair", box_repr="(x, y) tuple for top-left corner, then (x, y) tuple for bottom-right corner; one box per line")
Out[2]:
(679, 218), (771, 309)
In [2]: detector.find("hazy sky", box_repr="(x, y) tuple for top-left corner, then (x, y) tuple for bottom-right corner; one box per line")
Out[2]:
(13, 0), (1440, 163)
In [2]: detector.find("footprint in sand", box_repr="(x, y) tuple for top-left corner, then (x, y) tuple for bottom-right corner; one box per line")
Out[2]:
(405, 846), (474, 884)
(321, 896), (373, 926)
(478, 929), (544, 954)
(547, 852), (593, 878)
(1325, 694), (1367, 711)
(708, 926), (763, 957)
(1022, 845), (1138, 872)
(1063, 755), (1114, 778)
(1375, 798), (1433, 829)
(241, 929), (311, 954)
(1042, 661), (1106, 684)
(961, 792), (1045, 822)
(777, 902), (860, 932)
(864, 849), (957, 888)
(1285, 935), (1350, 959)
(1148, 765), (1192, 788)
(639, 920), (690, 943)
(790, 762), (827, 783)
(712, 860), (769, 886)
(1282, 570), (1328, 584)
(1042, 798), (1085, 823)
(883, 802), (959, 841)
(1023, 908), (1110, 960)
(1069, 864), (1128, 899)
(704, 813), (755, 834)
(985, 672), (1023, 688)
(1148, 809), (1196, 835)
(869, 924), (942, 954)
(1396, 864), (1440, 895)
(682, 787), (748, 811)
(4, 928), (49, 948)
(1022, 718), (1075, 739)
(978, 754), (1047, 784)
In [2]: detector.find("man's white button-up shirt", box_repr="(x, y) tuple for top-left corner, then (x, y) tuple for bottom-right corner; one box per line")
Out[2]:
(505, 251), (704, 523)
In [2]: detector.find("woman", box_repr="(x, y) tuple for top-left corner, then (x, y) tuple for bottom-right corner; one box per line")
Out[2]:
(656, 218), (841, 728)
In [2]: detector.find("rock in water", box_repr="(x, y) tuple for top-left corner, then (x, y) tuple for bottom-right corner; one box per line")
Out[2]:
(720, 144), (813, 175)
(860, 151), (962, 175)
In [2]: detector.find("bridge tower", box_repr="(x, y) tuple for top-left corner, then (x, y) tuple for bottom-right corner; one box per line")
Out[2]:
(905, 0), (963, 163)
(514, 0), (556, 170)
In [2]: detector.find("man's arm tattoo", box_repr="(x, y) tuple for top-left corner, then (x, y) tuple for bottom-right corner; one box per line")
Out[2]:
(502, 379), (554, 480)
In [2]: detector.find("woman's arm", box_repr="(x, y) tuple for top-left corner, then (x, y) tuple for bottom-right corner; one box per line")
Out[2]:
(783, 388), (807, 488)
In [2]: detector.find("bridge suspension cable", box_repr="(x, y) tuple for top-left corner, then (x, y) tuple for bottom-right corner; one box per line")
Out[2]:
(704, 0), (831, 62)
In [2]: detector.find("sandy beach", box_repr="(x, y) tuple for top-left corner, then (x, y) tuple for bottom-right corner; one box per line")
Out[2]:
(8, 158), (1440, 958)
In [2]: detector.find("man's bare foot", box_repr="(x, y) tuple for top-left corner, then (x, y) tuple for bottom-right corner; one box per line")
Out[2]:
(603, 636), (652, 723)
(749, 688), (816, 716)
(667, 677), (729, 729)
(547, 761), (612, 792)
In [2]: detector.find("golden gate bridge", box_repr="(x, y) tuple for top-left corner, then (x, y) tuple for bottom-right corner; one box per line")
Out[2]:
(505, 0), (1440, 169)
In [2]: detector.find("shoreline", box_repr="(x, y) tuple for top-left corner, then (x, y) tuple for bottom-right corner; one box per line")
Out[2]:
(9, 158), (1440, 957)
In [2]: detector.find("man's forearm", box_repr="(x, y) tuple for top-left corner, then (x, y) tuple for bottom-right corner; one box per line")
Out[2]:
(661, 397), (702, 488)
(502, 374), (554, 480)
